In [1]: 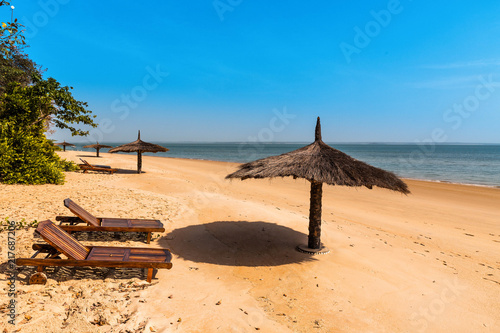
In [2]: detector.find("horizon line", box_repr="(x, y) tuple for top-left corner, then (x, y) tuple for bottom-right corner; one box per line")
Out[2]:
(49, 140), (500, 145)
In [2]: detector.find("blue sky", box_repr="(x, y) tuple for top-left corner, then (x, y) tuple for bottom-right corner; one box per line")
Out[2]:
(2, 1), (500, 143)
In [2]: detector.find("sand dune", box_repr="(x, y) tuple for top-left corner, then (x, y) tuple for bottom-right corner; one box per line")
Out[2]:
(1, 151), (499, 332)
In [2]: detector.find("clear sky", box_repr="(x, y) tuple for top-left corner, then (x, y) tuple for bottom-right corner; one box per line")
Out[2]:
(2, 1), (500, 143)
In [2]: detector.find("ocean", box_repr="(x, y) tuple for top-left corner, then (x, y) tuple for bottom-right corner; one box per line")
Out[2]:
(68, 143), (500, 188)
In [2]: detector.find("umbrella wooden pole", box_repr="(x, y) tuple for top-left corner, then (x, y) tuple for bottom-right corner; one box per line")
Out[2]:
(308, 180), (323, 249)
(63, 145), (66, 152)
(96, 148), (100, 157)
(137, 152), (142, 174)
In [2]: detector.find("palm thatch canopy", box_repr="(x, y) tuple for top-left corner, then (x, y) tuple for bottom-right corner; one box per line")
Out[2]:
(226, 117), (409, 254)
(54, 141), (75, 152)
(83, 142), (113, 157)
(108, 131), (168, 173)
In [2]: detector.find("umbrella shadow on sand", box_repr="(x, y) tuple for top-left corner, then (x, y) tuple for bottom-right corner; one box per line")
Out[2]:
(76, 154), (101, 158)
(114, 169), (149, 175)
(159, 221), (317, 267)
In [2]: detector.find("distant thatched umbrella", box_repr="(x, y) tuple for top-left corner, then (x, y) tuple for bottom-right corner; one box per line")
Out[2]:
(83, 142), (113, 157)
(54, 141), (75, 152)
(108, 131), (168, 174)
(226, 117), (410, 254)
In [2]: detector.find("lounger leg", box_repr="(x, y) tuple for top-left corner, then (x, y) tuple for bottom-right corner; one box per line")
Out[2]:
(147, 268), (153, 283)
(146, 232), (151, 244)
(37, 266), (44, 272)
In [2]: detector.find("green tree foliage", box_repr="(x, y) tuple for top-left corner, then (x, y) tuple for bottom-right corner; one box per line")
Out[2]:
(0, 1), (39, 93)
(0, 1), (97, 184)
(1, 77), (97, 136)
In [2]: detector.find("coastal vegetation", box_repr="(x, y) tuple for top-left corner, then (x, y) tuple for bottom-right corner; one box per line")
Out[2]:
(0, 0), (96, 184)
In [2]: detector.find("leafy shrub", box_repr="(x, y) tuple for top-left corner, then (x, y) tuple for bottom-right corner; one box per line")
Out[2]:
(0, 120), (66, 184)
(59, 158), (79, 171)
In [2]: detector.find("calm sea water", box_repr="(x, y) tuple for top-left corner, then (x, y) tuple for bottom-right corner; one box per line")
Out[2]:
(69, 143), (500, 187)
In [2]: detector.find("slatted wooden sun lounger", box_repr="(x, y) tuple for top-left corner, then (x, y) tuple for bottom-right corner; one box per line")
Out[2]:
(56, 199), (165, 244)
(16, 220), (172, 285)
(78, 158), (118, 174)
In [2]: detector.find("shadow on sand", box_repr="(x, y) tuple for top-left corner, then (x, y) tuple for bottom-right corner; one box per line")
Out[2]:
(160, 221), (316, 267)
(75, 168), (146, 174)
(76, 154), (100, 158)
(114, 169), (145, 174)
(1, 261), (150, 284)
(69, 231), (149, 243)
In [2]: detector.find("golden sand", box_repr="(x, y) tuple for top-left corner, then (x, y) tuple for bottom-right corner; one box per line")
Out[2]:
(1, 151), (499, 332)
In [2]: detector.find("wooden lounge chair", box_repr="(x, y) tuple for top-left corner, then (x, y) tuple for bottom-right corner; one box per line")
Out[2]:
(78, 159), (118, 174)
(56, 198), (165, 244)
(16, 220), (172, 285)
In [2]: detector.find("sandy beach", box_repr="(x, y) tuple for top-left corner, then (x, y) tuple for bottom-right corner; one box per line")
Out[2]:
(1, 150), (499, 332)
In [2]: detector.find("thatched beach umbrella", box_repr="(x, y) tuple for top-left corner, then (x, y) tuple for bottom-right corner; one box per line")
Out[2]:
(54, 141), (75, 152)
(108, 131), (168, 174)
(226, 117), (410, 254)
(83, 142), (113, 157)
